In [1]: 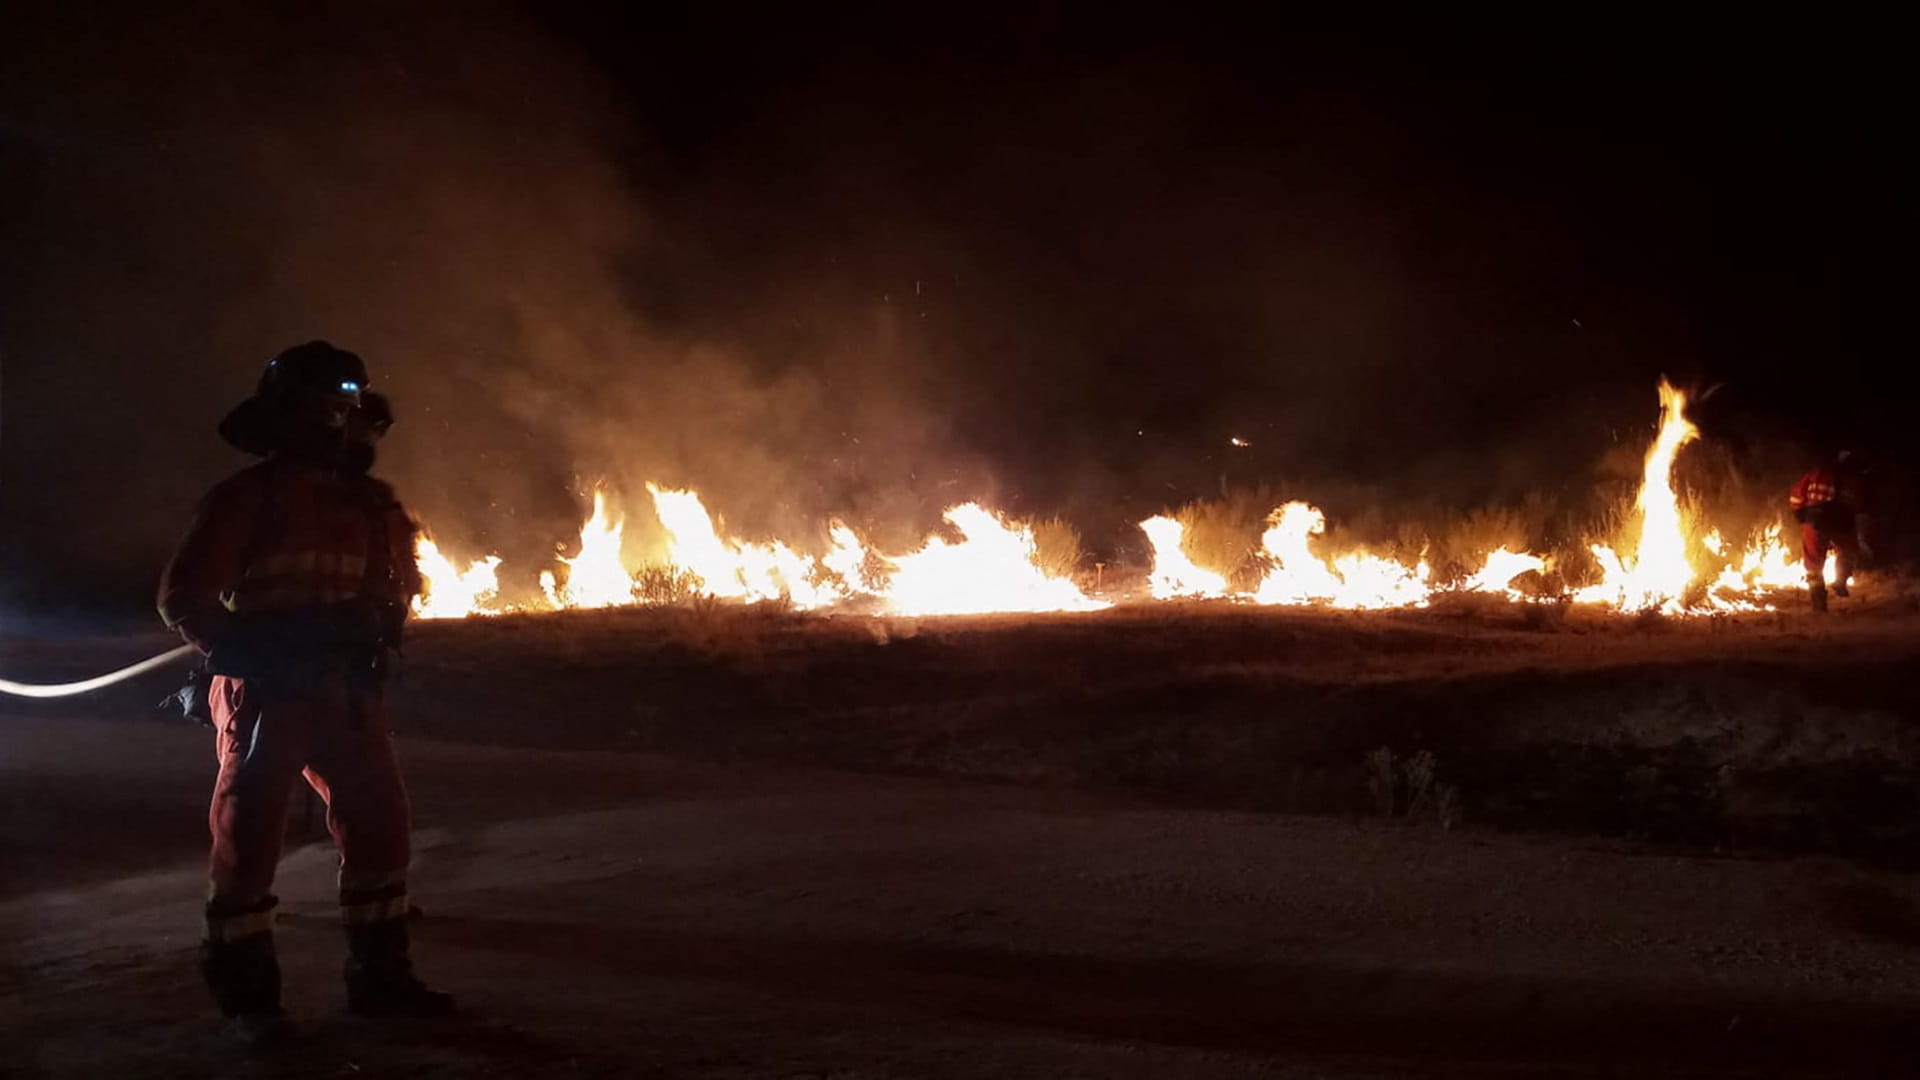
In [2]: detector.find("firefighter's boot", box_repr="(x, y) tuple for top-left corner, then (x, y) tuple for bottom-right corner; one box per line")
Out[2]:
(344, 917), (455, 1018)
(201, 897), (292, 1045)
(1809, 580), (1828, 613)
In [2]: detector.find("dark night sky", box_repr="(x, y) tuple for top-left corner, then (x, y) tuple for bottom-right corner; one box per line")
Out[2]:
(1, 3), (1913, 609)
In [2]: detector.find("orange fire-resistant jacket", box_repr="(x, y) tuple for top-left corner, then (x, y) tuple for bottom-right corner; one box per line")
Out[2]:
(1789, 467), (1853, 515)
(158, 460), (421, 653)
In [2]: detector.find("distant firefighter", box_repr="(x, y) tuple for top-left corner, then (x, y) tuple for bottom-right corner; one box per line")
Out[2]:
(1788, 449), (1870, 612)
(158, 341), (450, 1045)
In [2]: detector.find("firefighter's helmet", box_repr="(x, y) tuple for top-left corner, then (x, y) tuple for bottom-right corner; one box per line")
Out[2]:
(258, 341), (369, 410)
(219, 341), (373, 456)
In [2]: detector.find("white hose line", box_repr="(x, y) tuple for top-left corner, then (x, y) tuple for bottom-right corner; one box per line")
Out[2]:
(0, 644), (198, 699)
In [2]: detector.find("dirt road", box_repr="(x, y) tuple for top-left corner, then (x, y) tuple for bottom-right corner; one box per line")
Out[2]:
(7, 709), (1920, 1077)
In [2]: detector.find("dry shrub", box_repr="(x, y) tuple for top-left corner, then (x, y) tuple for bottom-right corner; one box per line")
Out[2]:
(634, 563), (706, 606)
(1365, 746), (1397, 817)
(1592, 486), (1638, 541)
(1685, 445), (1804, 559)
(1446, 492), (1557, 564)
(1174, 486), (1280, 590)
(1366, 746), (1460, 827)
(1679, 439), (1798, 543)
(1328, 505), (1396, 550)
(1403, 750), (1437, 820)
(1390, 519), (1433, 564)
(1031, 516), (1084, 580)
(1317, 505), (1427, 566)
(1557, 487), (1638, 588)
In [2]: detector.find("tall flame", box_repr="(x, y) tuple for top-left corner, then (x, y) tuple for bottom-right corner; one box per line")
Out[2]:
(1575, 380), (1700, 612)
(1140, 516), (1229, 599)
(412, 537), (503, 619)
(1250, 503), (1342, 604)
(822, 522), (878, 597)
(550, 491), (635, 609)
(646, 484), (844, 608)
(646, 485), (750, 600)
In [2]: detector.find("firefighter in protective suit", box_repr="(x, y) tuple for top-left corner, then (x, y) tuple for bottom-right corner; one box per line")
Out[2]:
(1788, 449), (1870, 612)
(159, 342), (451, 1041)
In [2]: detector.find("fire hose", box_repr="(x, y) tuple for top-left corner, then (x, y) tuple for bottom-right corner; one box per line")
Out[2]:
(0, 644), (197, 699)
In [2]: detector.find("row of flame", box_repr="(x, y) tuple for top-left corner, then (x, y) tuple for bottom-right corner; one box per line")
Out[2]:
(411, 382), (1821, 620)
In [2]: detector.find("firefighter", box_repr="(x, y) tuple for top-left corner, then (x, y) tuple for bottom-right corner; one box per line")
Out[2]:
(1788, 449), (1869, 612)
(159, 342), (451, 1043)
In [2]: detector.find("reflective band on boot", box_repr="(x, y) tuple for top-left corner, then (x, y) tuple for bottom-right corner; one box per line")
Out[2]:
(204, 894), (279, 943)
(341, 881), (410, 926)
(201, 896), (283, 1019)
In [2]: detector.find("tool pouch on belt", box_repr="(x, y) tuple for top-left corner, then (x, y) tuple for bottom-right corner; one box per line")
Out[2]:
(206, 600), (394, 696)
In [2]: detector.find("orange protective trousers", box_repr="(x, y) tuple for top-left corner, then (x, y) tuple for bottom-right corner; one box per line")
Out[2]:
(207, 673), (411, 907)
(1801, 522), (1858, 585)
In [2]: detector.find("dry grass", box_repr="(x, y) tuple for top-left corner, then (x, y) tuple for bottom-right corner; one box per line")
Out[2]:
(661, 594), (818, 663)
(1292, 491), (1563, 585)
(393, 601), (1920, 857)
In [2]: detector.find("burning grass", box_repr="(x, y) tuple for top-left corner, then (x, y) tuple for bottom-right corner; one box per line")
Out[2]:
(410, 380), (1851, 621)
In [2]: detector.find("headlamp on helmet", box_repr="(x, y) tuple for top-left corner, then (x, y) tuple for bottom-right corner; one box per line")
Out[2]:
(259, 341), (370, 407)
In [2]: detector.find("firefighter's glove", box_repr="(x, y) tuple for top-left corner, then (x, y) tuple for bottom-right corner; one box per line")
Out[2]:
(159, 666), (215, 726)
